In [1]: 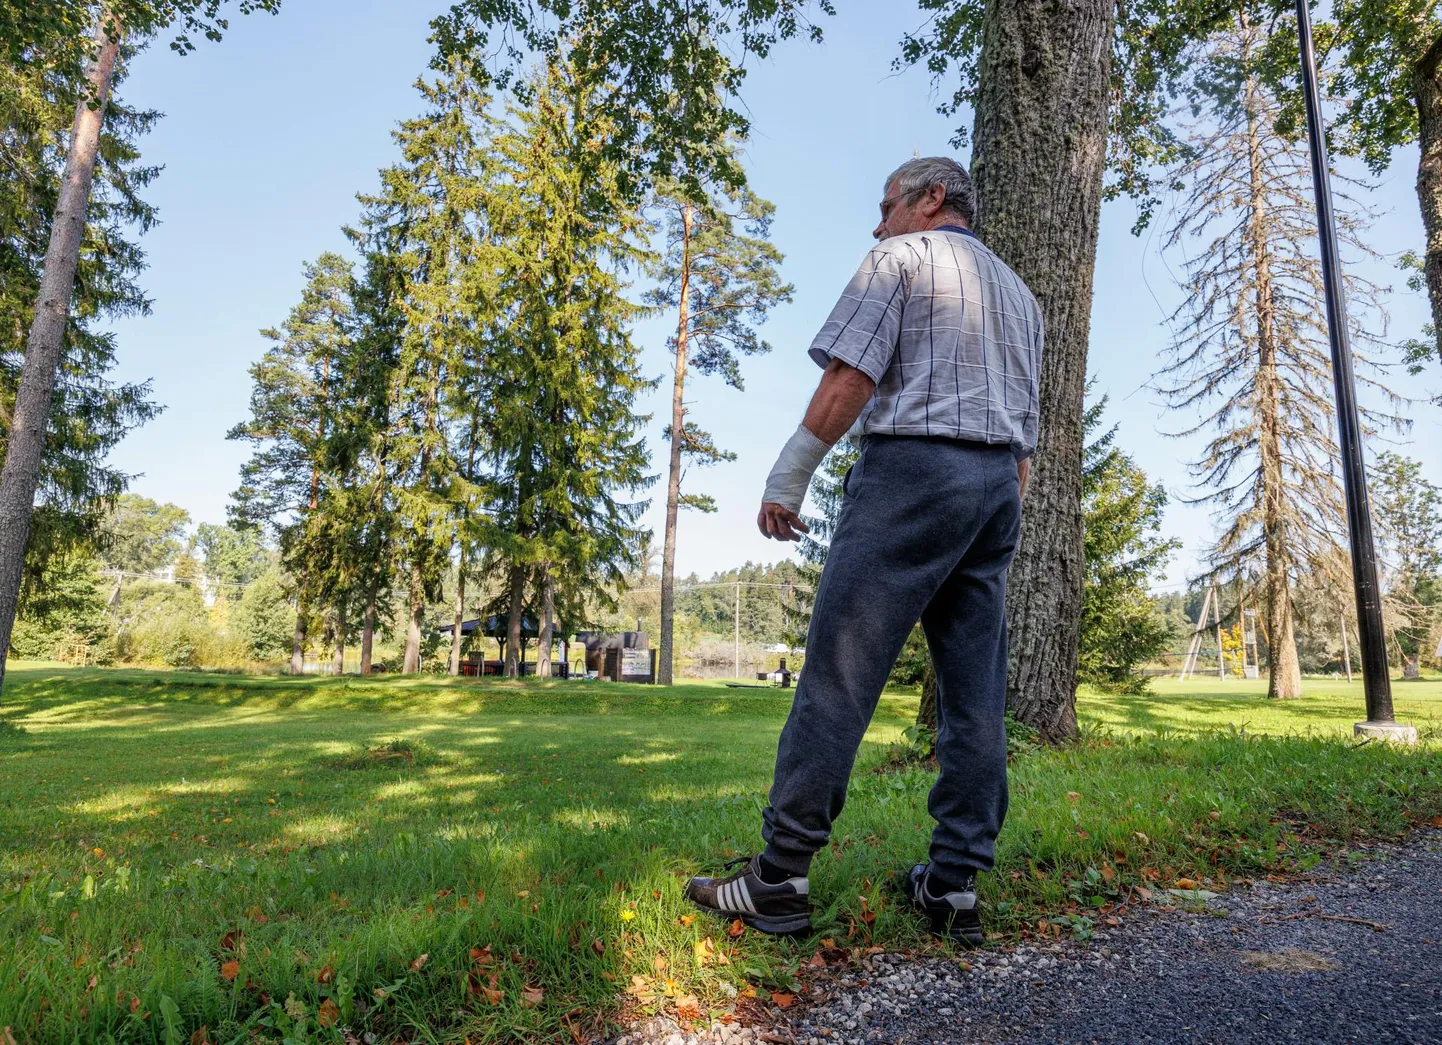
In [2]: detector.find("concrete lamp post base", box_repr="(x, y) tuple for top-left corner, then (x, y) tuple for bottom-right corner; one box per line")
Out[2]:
(1354, 721), (1419, 746)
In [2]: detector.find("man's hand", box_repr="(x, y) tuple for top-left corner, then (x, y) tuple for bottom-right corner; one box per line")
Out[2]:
(1018, 457), (1031, 500)
(758, 502), (811, 541)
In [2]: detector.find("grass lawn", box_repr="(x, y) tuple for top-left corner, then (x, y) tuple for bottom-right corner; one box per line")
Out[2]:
(2, 664), (1440, 1044)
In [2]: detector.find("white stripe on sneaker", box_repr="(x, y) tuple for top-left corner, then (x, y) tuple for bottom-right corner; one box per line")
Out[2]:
(736, 876), (757, 915)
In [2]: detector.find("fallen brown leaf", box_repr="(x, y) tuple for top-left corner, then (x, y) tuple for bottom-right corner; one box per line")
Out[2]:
(728, 919), (746, 938)
(410, 954), (429, 972)
(591, 939), (606, 957)
(189, 1027), (213, 1045)
(771, 991), (796, 1009)
(317, 998), (340, 1028)
(520, 985), (545, 1008)
(219, 960), (239, 983)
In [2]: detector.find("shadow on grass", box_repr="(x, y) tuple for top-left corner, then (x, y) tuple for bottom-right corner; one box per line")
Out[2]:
(3, 665), (1442, 1045)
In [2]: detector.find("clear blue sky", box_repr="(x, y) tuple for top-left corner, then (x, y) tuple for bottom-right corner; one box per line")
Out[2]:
(99, 0), (1441, 590)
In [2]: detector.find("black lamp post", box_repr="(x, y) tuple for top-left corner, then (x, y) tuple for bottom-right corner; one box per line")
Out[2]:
(1293, 0), (1415, 742)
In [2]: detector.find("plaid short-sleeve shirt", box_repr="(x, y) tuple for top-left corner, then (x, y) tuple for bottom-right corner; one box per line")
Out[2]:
(807, 227), (1044, 461)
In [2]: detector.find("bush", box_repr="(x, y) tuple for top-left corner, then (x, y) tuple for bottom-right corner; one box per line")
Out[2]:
(9, 556), (114, 664)
(230, 567), (295, 661)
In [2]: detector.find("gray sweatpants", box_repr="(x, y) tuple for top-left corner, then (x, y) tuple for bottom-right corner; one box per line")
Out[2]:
(761, 435), (1020, 883)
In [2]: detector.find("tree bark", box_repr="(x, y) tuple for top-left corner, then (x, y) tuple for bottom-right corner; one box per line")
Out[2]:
(0, 12), (121, 689)
(1416, 35), (1442, 366)
(290, 609), (306, 675)
(659, 201), (695, 687)
(402, 559), (424, 674)
(971, 0), (1113, 742)
(449, 543), (468, 676)
(360, 582), (376, 675)
(537, 567), (555, 678)
(917, 659), (938, 732)
(333, 600), (346, 675)
(504, 563), (524, 677)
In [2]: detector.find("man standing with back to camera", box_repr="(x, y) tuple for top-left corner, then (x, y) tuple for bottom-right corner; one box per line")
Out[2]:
(686, 156), (1043, 946)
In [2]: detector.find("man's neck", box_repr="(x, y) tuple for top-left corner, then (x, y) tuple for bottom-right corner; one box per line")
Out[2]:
(924, 214), (971, 232)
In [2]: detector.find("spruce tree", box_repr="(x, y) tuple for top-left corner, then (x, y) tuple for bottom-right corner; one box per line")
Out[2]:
(483, 58), (656, 677)
(1372, 451), (1442, 677)
(1155, 7), (1403, 698)
(351, 60), (497, 673)
(1077, 393), (1178, 692)
(646, 168), (791, 684)
(228, 252), (354, 673)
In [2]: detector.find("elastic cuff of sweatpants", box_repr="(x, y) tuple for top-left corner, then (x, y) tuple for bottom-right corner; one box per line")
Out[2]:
(760, 842), (813, 878)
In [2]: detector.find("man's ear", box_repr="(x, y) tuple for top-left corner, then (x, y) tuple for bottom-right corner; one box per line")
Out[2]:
(923, 184), (947, 217)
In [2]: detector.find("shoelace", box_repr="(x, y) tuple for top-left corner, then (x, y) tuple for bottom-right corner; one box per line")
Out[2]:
(720, 855), (754, 873)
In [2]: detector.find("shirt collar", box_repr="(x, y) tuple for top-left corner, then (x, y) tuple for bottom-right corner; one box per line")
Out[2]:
(934, 224), (978, 239)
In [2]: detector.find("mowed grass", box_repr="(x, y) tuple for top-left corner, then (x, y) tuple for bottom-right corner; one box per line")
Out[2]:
(1, 664), (1441, 1044)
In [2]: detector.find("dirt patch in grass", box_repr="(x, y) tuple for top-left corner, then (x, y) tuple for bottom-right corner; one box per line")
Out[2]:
(323, 738), (446, 771)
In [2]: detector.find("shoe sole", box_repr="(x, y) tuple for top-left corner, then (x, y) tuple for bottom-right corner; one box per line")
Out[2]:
(690, 898), (812, 937)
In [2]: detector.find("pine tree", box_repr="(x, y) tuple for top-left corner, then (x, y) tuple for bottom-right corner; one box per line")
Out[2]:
(482, 58), (656, 677)
(228, 252), (354, 673)
(646, 166), (791, 684)
(1155, 7), (1403, 698)
(350, 60), (497, 674)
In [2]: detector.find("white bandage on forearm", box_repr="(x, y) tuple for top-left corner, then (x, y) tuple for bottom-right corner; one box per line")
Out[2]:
(762, 424), (832, 514)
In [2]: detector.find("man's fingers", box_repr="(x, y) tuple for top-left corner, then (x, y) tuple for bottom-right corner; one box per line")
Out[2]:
(758, 503), (808, 541)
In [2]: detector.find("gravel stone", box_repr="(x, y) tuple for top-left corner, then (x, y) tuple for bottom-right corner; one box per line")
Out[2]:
(605, 829), (1442, 1044)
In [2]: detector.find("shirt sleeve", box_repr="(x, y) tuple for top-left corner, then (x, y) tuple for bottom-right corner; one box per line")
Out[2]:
(806, 247), (909, 384)
(1012, 302), (1044, 462)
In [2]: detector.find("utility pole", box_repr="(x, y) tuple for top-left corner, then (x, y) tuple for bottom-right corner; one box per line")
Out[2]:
(1214, 583), (1226, 680)
(734, 580), (741, 680)
(1295, 0), (1414, 742)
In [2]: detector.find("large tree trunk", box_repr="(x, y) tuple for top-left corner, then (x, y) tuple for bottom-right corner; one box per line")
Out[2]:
(0, 13), (121, 689)
(659, 202), (695, 687)
(1245, 63), (1303, 701)
(360, 582), (376, 675)
(917, 659), (938, 732)
(402, 559), (424, 674)
(290, 609), (306, 675)
(972, 0), (1113, 743)
(504, 564), (524, 677)
(448, 543), (468, 676)
(537, 567), (554, 678)
(1417, 35), (1442, 366)
(333, 599), (346, 676)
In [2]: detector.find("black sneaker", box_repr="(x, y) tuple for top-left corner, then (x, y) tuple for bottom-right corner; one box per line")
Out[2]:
(686, 855), (812, 936)
(903, 863), (984, 947)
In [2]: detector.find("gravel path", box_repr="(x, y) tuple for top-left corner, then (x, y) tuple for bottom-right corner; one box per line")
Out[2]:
(613, 829), (1442, 1045)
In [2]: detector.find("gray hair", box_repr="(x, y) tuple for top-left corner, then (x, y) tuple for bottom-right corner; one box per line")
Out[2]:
(884, 157), (977, 227)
